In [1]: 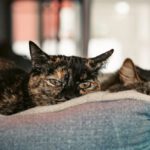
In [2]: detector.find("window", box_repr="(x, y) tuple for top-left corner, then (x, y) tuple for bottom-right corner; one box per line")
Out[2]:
(11, 0), (82, 58)
(90, 0), (150, 72)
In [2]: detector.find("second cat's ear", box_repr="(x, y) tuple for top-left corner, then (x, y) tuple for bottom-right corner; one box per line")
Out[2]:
(29, 41), (49, 68)
(119, 58), (142, 85)
(87, 49), (114, 71)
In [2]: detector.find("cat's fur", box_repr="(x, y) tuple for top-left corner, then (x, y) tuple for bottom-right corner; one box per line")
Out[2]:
(100, 58), (150, 95)
(0, 41), (113, 115)
(0, 59), (27, 115)
(83, 57), (150, 95)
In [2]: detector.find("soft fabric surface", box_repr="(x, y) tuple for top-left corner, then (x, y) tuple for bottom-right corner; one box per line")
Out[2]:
(12, 90), (150, 116)
(0, 91), (150, 150)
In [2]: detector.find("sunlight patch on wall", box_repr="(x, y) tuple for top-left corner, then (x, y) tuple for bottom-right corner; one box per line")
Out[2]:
(115, 1), (130, 15)
(12, 41), (31, 58)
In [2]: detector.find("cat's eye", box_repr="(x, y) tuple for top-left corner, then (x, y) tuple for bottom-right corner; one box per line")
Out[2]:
(79, 80), (101, 95)
(46, 79), (62, 87)
(79, 82), (91, 89)
(79, 80), (100, 90)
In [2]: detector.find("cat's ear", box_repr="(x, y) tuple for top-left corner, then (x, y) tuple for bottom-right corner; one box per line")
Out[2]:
(119, 58), (142, 85)
(29, 41), (49, 68)
(87, 49), (114, 71)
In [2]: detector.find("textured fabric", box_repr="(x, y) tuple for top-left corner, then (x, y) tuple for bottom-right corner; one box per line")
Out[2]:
(1, 99), (150, 150)
(11, 90), (150, 116)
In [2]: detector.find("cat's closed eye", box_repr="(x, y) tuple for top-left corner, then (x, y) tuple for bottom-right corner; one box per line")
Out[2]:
(46, 79), (62, 87)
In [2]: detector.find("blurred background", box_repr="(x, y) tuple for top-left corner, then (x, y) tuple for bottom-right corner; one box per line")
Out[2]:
(0, 0), (150, 72)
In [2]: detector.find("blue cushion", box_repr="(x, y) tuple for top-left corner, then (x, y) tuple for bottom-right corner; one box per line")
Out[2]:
(1, 98), (150, 150)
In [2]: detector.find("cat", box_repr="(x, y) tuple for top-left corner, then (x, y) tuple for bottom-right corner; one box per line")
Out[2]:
(0, 41), (114, 115)
(100, 58), (150, 95)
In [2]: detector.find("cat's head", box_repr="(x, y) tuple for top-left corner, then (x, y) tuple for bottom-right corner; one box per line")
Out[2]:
(28, 41), (114, 105)
(119, 58), (142, 85)
(59, 49), (113, 97)
(70, 49), (114, 96)
(28, 41), (71, 105)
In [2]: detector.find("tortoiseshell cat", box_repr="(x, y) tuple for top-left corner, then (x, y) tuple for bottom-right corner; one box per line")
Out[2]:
(0, 41), (113, 115)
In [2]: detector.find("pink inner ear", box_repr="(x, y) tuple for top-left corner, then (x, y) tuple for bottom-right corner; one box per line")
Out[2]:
(119, 58), (142, 85)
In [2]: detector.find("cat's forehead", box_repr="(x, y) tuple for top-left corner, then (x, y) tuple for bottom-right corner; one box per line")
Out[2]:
(49, 55), (86, 63)
(48, 55), (88, 70)
(51, 66), (69, 80)
(48, 55), (64, 63)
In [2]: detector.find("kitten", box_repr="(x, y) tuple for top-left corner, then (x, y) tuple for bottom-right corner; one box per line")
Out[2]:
(106, 58), (150, 95)
(0, 41), (113, 115)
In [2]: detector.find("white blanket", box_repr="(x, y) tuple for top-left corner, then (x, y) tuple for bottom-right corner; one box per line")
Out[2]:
(14, 90), (150, 116)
